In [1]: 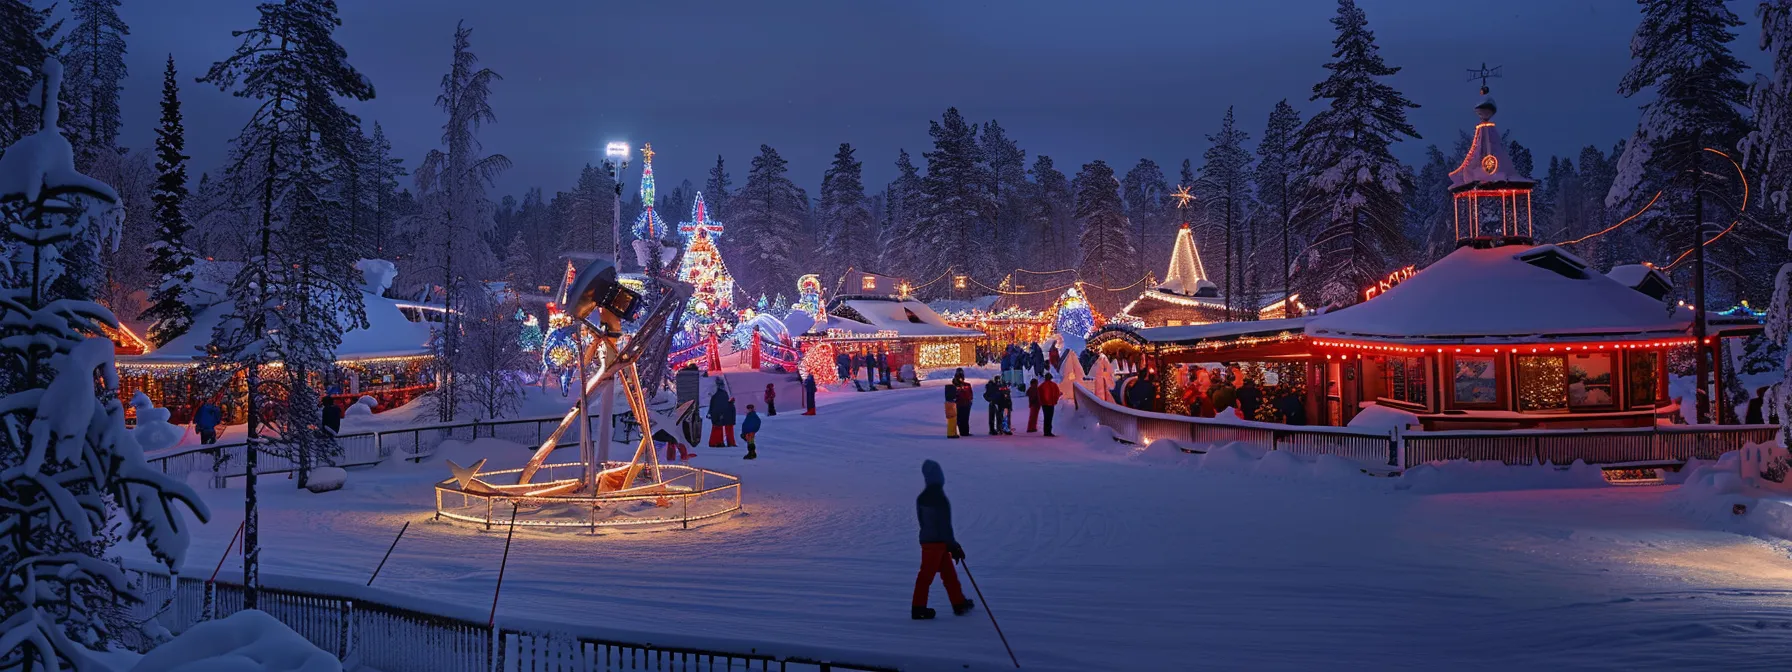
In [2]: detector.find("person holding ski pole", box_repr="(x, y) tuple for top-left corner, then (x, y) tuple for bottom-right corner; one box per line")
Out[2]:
(912, 459), (974, 619)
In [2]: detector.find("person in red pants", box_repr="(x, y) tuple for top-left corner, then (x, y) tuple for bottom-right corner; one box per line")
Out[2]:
(912, 459), (974, 619)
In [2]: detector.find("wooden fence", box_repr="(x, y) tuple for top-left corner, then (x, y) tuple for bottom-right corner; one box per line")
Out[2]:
(1071, 382), (1777, 470)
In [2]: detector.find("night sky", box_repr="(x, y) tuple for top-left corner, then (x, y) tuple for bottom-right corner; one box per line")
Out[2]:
(116, 0), (1766, 202)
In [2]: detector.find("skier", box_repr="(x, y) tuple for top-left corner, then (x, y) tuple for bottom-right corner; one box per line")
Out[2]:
(1025, 379), (1041, 433)
(1038, 373), (1062, 437)
(708, 382), (738, 447)
(741, 404), (762, 459)
(954, 372), (975, 438)
(944, 377), (961, 439)
(912, 459), (973, 619)
(802, 373), (818, 416)
(765, 383), (777, 416)
(194, 400), (222, 445)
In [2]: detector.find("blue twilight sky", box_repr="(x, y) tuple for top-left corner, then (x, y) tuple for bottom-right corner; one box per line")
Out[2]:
(112, 0), (1767, 203)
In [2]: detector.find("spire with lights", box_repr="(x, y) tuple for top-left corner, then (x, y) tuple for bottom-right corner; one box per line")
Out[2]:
(1447, 65), (1537, 242)
(632, 142), (667, 241)
(1158, 185), (1217, 297)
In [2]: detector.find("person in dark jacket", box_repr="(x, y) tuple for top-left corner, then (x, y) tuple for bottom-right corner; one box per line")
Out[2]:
(912, 460), (973, 619)
(741, 404), (762, 459)
(953, 371), (974, 437)
(321, 399), (342, 434)
(1048, 343), (1062, 372)
(1236, 379), (1263, 422)
(764, 383), (777, 416)
(194, 401), (223, 444)
(1025, 379), (1041, 433)
(802, 374), (818, 415)
(995, 378), (1014, 434)
(1747, 386), (1768, 425)
(1127, 373), (1157, 412)
(984, 378), (1004, 435)
(835, 352), (851, 381)
(878, 351), (891, 387)
(865, 352), (878, 390)
(708, 382), (738, 447)
(1274, 389), (1307, 426)
(1030, 343), (1046, 378)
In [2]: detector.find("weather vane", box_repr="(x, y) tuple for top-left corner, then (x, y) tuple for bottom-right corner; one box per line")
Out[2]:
(1170, 184), (1195, 209)
(1467, 62), (1502, 95)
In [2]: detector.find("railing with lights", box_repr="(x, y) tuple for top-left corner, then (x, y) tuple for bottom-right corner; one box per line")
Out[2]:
(1072, 382), (1778, 471)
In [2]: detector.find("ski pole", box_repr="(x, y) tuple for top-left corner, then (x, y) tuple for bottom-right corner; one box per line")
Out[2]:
(958, 558), (1020, 668)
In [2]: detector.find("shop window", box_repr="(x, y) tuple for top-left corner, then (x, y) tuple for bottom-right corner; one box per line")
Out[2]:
(1450, 355), (1498, 406)
(861, 276), (878, 291)
(1516, 355), (1568, 412)
(1385, 355), (1428, 406)
(1627, 351), (1660, 408)
(1565, 352), (1615, 409)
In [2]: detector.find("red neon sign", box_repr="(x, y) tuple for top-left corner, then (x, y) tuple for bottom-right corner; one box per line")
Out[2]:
(1362, 265), (1416, 302)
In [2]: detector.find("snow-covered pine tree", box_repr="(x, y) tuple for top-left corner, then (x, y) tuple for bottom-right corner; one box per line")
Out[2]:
(1508, 139), (1535, 179)
(1751, 0), (1792, 439)
(1610, 0), (1751, 424)
(142, 54), (195, 347)
(1294, 0), (1420, 307)
(416, 21), (510, 423)
(1122, 158), (1168, 259)
(1074, 160), (1137, 288)
(981, 120), (1028, 271)
(705, 154), (731, 223)
(363, 121), (405, 257)
(1404, 146), (1454, 265)
(457, 295), (527, 420)
(514, 187), (553, 289)
(818, 143), (873, 286)
(1255, 100), (1303, 311)
(1574, 144), (1624, 268)
(198, 0), (375, 603)
(0, 1), (52, 149)
(731, 144), (807, 297)
(1028, 155), (1073, 271)
(1201, 107), (1253, 319)
(880, 148), (924, 274)
(0, 56), (207, 671)
(54, 0), (126, 170)
(917, 108), (994, 286)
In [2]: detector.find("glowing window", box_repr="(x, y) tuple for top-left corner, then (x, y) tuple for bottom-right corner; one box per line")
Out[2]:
(861, 276), (877, 291)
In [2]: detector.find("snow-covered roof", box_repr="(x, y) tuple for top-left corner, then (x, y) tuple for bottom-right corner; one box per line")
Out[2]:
(1447, 98), (1536, 192)
(816, 297), (982, 338)
(122, 292), (437, 365)
(1136, 317), (1313, 345)
(1306, 244), (1688, 344)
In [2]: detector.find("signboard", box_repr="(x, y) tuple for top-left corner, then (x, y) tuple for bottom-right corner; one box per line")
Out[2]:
(1362, 265), (1416, 302)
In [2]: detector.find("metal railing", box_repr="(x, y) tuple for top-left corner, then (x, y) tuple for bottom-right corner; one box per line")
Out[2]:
(1071, 382), (1778, 471)
(144, 412), (623, 485)
(125, 568), (897, 672)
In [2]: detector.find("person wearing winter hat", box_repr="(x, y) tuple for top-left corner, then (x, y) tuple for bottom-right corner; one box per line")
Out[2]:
(740, 404), (762, 459)
(912, 460), (973, 619)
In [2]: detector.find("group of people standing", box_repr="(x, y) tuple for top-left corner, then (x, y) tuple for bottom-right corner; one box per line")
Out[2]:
(1115, 363), (1307, 425)
(944, 366), (1063, 439)
(836, 350), (894, 390)
(992, 342), (1061, 386)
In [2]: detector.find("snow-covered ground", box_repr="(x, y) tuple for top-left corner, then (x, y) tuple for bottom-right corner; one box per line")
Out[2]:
(119, 371), (1792, 670)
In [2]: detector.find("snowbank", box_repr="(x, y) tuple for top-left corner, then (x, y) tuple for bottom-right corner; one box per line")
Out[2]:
(131, 609), (340, 672)
(130, 392), (186, 452)
(342, 396), (377, 418)
(1396, 460), (1608, 494)
(1346, 405), (1420, 432)
(304, 467), (346, 493)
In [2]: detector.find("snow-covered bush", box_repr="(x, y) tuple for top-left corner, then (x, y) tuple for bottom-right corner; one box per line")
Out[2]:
(1, 58), (209, 670)
(303, 467), (346, 493)
(342, 395), (377, 417)
(130, 609), (340, 672)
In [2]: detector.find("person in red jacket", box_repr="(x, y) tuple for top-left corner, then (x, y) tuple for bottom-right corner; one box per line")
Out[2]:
(1037, 373), (1063, 437)
(1025, 379), (1042, 433)
(953, 373), (975, 438)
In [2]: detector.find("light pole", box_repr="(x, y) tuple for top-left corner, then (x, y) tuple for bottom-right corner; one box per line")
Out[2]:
(591, 141), (630, 476)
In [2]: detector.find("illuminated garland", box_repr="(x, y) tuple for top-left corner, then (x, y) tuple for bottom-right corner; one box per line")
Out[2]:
(1516, 355), (1567, 411)
(917, 343), (964, 370)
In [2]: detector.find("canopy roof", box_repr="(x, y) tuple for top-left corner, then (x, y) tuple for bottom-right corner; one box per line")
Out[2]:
(1447, 97), (1537, 192)
(816, 296), (982, 338)
(1305, 244), (1688, 345)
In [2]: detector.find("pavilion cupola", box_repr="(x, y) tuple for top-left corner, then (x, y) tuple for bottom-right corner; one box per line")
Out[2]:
(1448, 89), (1537, 243)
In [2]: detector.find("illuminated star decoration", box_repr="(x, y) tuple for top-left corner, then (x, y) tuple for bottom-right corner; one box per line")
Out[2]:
(447, 458), (487, 490)
(639, 143), (654, 163)
(1170, 185), (1196, 209)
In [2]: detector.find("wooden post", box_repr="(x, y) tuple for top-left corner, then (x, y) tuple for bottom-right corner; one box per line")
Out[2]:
(1711, 339), (1727, 425)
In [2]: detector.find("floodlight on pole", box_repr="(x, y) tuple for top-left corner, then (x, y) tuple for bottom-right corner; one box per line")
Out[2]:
(605, 141), (631, 160)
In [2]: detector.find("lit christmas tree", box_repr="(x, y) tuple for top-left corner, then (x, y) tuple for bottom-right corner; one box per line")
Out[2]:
(632, 142), (668, 241)
(517, 308), (542, 352)
(677, 191), (737, 338)
(799, 341), (841, 385)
